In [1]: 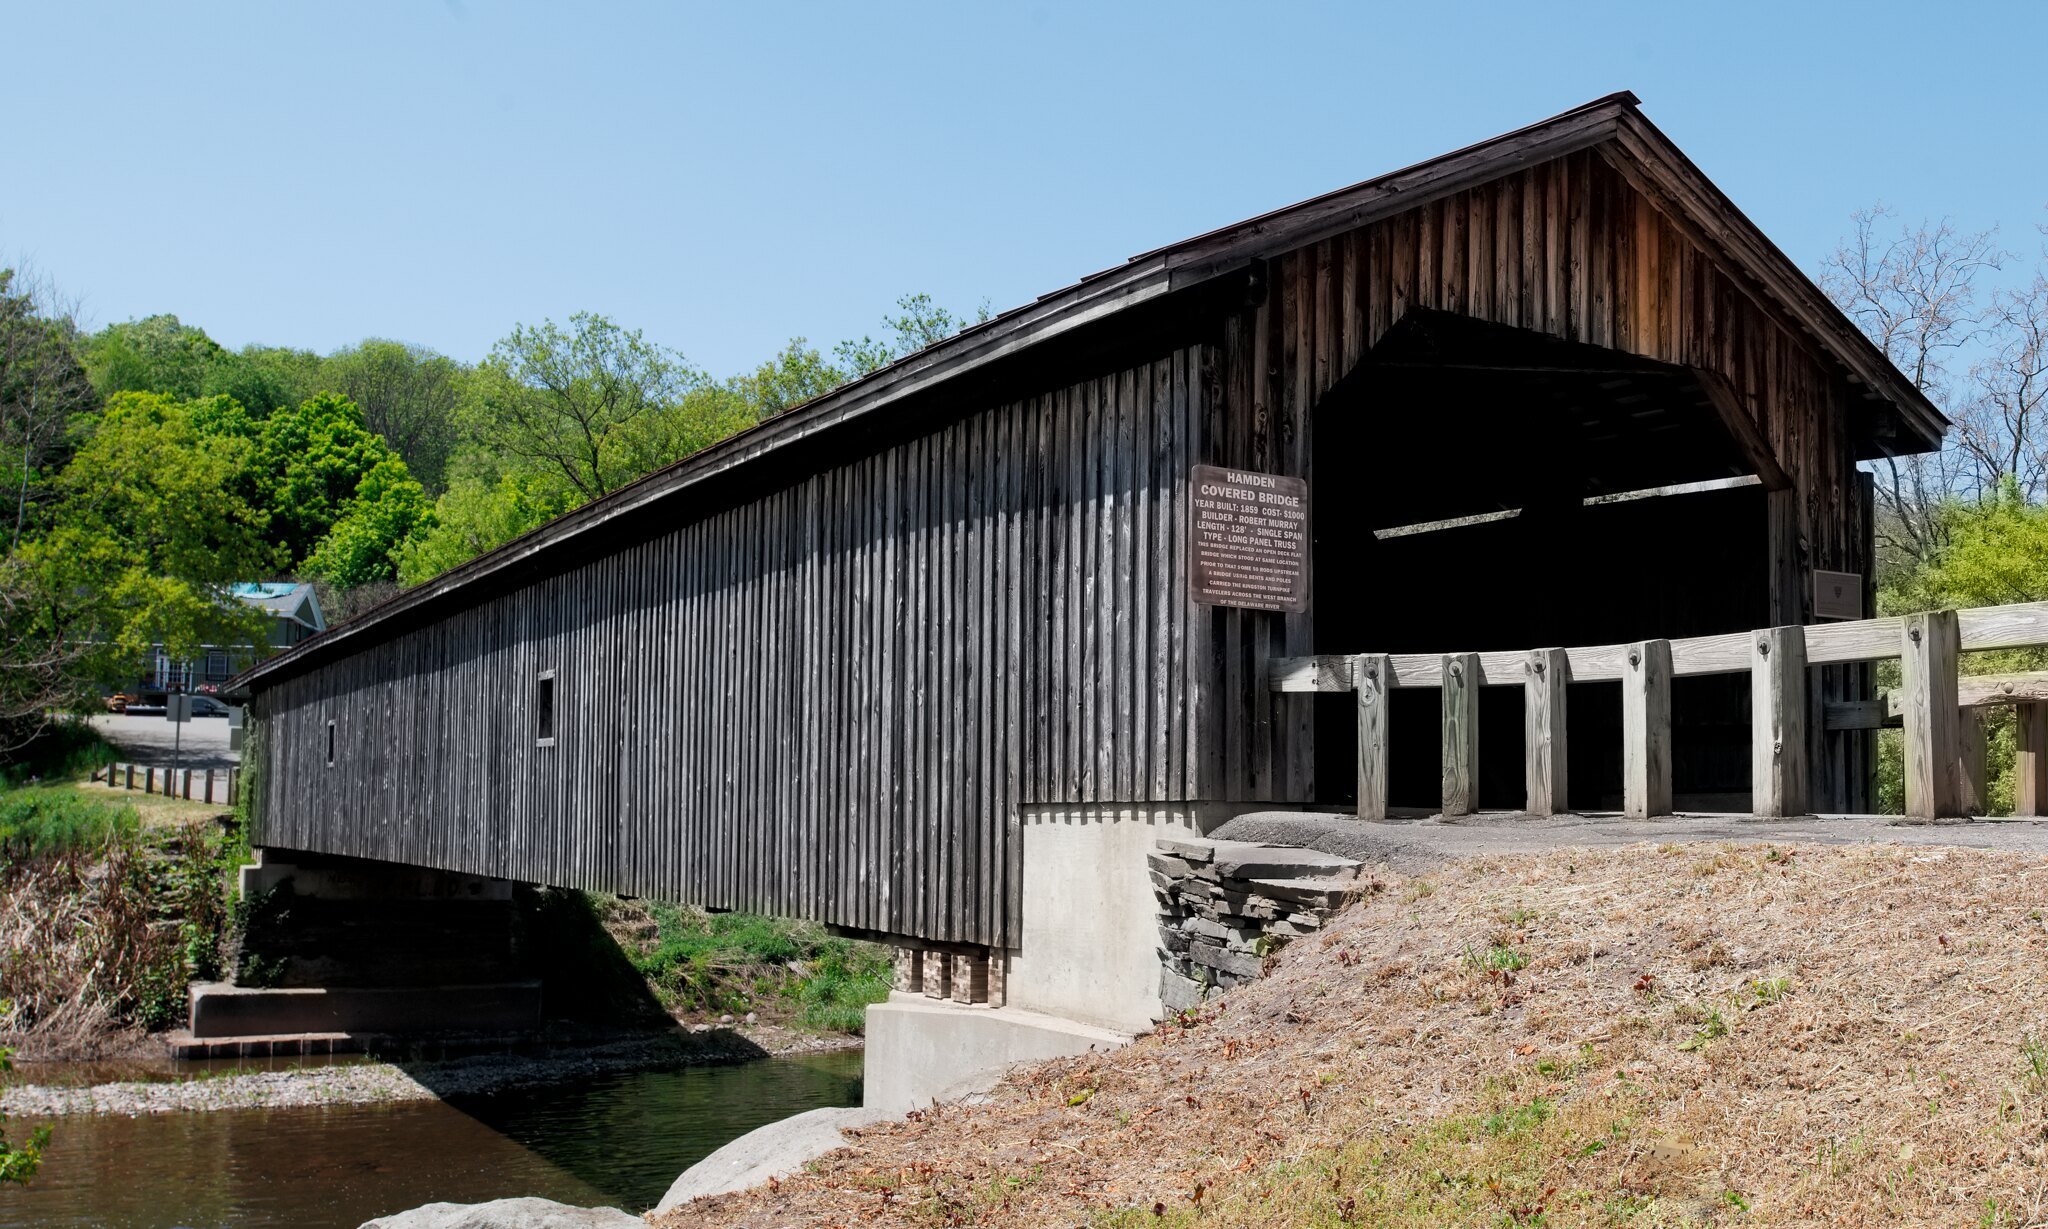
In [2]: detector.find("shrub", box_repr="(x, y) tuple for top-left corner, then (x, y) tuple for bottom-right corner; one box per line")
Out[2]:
(0, 1045), (48, 1186)
(0, 720), (114, 788)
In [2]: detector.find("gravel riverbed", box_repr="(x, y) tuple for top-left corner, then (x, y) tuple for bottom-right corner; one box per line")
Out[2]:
(3, 1028), (860, 1116)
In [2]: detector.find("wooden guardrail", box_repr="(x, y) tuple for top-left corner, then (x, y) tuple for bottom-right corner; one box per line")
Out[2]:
(1272, 601), (2048, 821)
(89, 761), (240, 807)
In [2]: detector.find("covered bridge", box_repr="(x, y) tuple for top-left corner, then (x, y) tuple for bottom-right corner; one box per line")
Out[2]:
(229, 93), (1941, 1033)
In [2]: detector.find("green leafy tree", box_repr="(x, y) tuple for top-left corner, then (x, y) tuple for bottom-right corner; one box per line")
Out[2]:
(394, 459), (570, 585)
(0, 269), (97, 557)
(1875, 481), (2048, 814)
(834, 292), (991, 377)
(324, 339), (465, 493)
(82, 314), (224, 401)
(204, 344), (324, 419)
(250, 392), (409, 565)
(469, 313), (699, 501)
(302, 456), (435, 587)
(728, 339), (847, 418)
(16, 393), (276, 706)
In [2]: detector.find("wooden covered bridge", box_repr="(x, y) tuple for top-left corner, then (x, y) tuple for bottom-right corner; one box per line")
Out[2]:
(228, 93), (1952, 1036)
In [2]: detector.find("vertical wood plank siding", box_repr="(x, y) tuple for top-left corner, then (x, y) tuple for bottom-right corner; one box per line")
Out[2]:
(253, 145), (1886, 941)
(1197, 150), (1873, 810)
(255, 351), (1206, 948)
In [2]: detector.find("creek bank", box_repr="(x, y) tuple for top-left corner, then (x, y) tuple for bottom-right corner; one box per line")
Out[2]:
(4, 1028), (856, 1117)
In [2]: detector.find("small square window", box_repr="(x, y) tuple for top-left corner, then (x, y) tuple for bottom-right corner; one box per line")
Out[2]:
(326, 719), (337, 767)
(537, 670), (556, 747)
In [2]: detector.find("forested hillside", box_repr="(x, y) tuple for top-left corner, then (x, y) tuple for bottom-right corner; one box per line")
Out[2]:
(0, 276), (983, 760)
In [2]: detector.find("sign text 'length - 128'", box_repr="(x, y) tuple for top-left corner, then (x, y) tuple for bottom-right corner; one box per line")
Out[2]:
(1189, 464), (1308, 613)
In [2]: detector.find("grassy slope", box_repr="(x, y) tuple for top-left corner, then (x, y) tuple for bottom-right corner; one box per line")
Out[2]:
(656, 841), (2048, 1228)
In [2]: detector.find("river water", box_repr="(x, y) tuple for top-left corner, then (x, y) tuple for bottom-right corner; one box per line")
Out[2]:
(0, 1050), (863, 1228)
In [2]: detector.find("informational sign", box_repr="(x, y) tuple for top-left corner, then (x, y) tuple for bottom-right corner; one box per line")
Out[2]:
(166, 694), (191, 724)
(1813, 569), (1864, 621)
(1190, 464), (1309, 613)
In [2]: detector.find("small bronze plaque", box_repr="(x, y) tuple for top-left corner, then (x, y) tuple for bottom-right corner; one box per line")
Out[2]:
(1813, 569), (1863, 621)
(1190, 464), (1309, 613)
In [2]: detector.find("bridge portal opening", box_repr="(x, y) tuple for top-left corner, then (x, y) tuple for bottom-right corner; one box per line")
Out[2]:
(1309, 310), (1771, 812)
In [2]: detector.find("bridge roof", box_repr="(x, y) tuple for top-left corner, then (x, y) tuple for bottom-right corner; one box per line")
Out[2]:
(231, 91), (1944, 696)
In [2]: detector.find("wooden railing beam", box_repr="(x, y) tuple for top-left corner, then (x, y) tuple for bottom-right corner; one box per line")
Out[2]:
(1273, 600), (2048, 693)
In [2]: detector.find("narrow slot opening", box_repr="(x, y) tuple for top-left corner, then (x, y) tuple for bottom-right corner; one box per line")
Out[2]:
(537, 670), (556, 746)
(325, 719), (336, 767)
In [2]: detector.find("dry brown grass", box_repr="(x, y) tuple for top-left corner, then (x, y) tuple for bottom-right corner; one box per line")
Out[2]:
(0, 842), (169, 1061)
(652, 841), (2048, 1228)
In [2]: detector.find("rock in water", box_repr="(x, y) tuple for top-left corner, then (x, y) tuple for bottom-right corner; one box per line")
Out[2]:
(358, 1197), (644, 1229)
(654, 1105), (882, 1212)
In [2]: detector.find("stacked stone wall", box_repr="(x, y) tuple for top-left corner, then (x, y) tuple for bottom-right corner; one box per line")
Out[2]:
(1150, 836), (1369, 1012)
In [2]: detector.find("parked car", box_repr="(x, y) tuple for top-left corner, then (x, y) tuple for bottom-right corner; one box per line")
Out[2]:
(105, 693), (133, 713)
(186, 696), (230, 718)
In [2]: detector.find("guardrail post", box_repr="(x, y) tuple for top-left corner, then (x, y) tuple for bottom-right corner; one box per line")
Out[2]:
(2019, 702), (2048, 817)
(1750, 626), (1809, 817)
(1623, 639), (1672, 819)
(1442, 653), (1480, 816)
(123, 763), (134, 790)
(1901, 611), (1962, 818)
(1355, 654), (1390, 821)
(1524, 648), (1569, 815)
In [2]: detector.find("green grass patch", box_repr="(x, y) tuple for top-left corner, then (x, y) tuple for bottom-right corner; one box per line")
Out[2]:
(607, 899), (892, 1033)
(0, 786), (139, 860)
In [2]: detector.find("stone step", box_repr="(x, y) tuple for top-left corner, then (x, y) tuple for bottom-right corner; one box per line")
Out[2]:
(1154, 837), (1363, 882)
(163, 1029), (360, 1060)
(188, 980), (543, 1039)
(1246, 877), (1358, 907)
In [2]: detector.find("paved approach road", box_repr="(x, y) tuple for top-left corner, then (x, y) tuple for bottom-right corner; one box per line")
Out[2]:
(90, 712), (237, 770)
(1214, 808), (2048, 870)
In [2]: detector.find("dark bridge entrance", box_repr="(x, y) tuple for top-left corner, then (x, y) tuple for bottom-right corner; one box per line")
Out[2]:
(1308, 309), (1829, 812)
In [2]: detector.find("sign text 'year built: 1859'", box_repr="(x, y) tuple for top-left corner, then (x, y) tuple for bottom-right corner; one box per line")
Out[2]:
(1189, 464), (1309, 613)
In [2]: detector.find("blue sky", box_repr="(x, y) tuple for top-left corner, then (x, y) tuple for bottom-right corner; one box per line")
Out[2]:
(6, 2), (2044, 376)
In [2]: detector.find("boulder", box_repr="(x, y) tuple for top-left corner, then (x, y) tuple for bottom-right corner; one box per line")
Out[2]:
(358, 1197), (642, 1229)
(653, 1105), (883, 1212)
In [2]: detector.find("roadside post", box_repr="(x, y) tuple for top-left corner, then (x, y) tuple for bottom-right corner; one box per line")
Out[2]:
(168, 693), (189, 779)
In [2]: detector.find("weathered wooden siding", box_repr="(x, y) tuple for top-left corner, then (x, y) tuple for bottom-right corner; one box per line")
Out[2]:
(1196, 149), (1874, 809)
(254, 141), (1891, 938)
(255, 349), (1207, 948)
